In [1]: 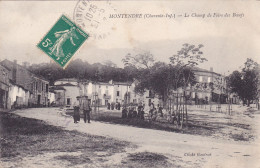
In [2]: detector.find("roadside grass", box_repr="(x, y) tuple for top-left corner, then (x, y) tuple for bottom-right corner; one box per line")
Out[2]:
(66, 108), (254, 142)
(0, 112), (176, 167)
(0, 112), (130, 165)
(66, 110), (219, 135)
(66, 110), (183, 133)
(121, 152), (176, 168)
(54, 154), (92, 166)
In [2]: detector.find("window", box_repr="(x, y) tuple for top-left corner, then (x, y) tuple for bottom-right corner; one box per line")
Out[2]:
(208, 77), (211, 83)
(199, 76), (203, 82)
(67, 98), (71, 105)
(117, 91), (120, 96)
(149, 90), (152, 97)
(46, 84), (49, 92)
(148, 99), (152, 106)
(198, 93), (202, 98)
(192, 92), (195, 98)
(42, 83), (44, 91)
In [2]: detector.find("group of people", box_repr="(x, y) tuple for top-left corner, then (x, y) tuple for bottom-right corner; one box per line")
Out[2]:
(121, 102), (164, 121)
(148, 102), (164, 120)
(121, 104), (145, 119)
(107, 102), (121, 110)
(73, 96), (92, 124)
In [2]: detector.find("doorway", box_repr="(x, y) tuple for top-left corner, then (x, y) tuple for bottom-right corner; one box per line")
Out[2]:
(37, 95), (41, 106)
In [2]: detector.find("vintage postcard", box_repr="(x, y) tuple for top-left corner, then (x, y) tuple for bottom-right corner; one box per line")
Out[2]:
(0, 1), (260, 168)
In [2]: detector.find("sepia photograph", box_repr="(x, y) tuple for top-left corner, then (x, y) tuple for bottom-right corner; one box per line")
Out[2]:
(0, 0), (260, 168)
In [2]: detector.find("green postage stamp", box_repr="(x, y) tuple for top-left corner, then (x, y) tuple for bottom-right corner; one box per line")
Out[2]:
(37, 15), (88, 68)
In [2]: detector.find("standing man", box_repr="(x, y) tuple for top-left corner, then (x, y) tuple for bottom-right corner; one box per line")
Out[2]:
(82, 96), (91, 123)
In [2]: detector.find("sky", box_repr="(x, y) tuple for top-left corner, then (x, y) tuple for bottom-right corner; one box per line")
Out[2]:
(0, 0), (259, 75)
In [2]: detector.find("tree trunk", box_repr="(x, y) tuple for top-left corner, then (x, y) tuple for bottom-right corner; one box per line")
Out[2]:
(185, 95), (188, 126)
(182, 95), (185, 122)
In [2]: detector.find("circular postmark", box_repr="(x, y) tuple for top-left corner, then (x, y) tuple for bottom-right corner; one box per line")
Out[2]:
(73, 0), (117, 40)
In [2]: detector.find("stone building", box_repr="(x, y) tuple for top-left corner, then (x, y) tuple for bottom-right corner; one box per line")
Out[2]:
(87, 81), (114, 106)
(0, 59), (50, 107)
(52, 78), (140, 107)
(0, 64), (11, 109)
(187, 67), (227, 104)
(50, 86), (66, 106)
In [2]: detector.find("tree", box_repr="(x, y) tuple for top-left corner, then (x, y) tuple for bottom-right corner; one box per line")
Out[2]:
(227, 71), (243, 97)
(169, 43), (207, 126)
(122, 44), (207, 127)
(122, 51), (155, 69)
(29, 59), (134, 85)
(242, 70), (258, 106)
(228, 58), (259, 106)
(102, 60), (117, 68)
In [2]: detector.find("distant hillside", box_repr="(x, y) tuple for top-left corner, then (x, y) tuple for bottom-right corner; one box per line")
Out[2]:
(28, 59), (135, 85)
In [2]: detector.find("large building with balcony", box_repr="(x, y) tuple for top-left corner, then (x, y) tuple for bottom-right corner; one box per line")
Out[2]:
(187, 67), (227, 104)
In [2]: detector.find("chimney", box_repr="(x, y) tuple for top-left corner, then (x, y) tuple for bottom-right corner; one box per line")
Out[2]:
(22, 62), (30, 68)
(13, 60), (17, 83)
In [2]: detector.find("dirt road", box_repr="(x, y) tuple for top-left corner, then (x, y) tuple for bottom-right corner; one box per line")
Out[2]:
(11, 107), (260, 168)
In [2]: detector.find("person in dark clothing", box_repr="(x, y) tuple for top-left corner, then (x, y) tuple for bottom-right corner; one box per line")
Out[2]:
(73, 97), (81, 123)
(128, 106), (133, 118)
(73, 106), (80, 123)
(158, 105), (163, 117)
(111, 102), (114, 110)
(115, 102), (118, 110)
(84, 110), (91, 123)
(122, 107), (128, 118)
(149, 109), (153, 118)
(118, 102), (121, 110)
(140, 106), (145, 120)
(137, 103), (143, 118)
(82, 97), (91, 123)
(107, 102), (110, 110)
(133, 107), (137, 118)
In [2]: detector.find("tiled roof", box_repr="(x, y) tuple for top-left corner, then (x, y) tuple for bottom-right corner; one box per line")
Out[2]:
(96, 82), (113, 86)
(50, 86), (66, 90)
(55, 78), (78, 82)
(192, 67), (222, 76)
(113, 81), (132, 86)
(55, 83), (77, 87)
(0, 59), (49, 82)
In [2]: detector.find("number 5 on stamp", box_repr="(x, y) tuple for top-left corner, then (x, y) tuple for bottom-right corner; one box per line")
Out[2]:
(37, 15), (88, 68)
